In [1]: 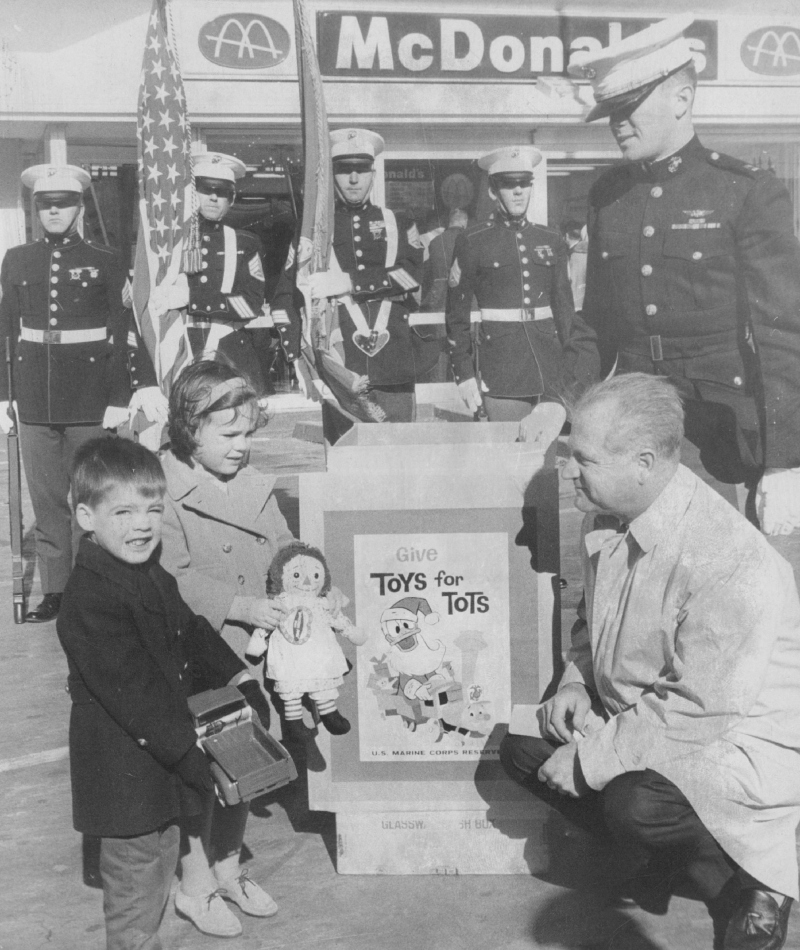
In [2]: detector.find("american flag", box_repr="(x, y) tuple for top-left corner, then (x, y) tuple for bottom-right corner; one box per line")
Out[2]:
(132, 0), (195, 392)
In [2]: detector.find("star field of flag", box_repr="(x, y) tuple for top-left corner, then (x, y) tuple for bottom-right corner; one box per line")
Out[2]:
(137, 0), (192, 282)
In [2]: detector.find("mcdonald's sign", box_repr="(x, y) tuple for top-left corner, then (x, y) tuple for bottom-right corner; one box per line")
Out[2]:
(198, 13), (291, 70)
(741, 26), (800, 76)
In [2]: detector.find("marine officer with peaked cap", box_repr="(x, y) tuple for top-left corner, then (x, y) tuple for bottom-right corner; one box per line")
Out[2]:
(0, 164), (156, 622)
(153, 151), (269, 394)
(272, 128), (438, 422)
(446, 146), (589, 421)
(567, 15), (800, 567)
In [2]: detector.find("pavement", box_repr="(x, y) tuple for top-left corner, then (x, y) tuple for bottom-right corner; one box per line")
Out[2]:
(1, 404), (798, 950)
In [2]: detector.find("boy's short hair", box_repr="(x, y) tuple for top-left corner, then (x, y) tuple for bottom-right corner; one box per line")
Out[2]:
(72, 437), (166, 510)
(168, 359), (262, 464)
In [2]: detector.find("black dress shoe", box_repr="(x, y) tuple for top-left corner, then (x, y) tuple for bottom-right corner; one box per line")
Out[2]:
(724, 889), (793, 950)
(320, 710), (351, 735)
(25, 593), (62, 623)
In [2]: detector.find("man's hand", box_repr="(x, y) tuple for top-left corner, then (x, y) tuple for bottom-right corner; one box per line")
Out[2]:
(0, 400), (14, 436)
(102, 405), (130, 431)
(308, 271), (352, 300)
(756, 468), (800, 535)
(540, 683), (592, 744)
(537, 742), (590, 798)
(457, 377), (483, 414)
(128, 386), (168, 425)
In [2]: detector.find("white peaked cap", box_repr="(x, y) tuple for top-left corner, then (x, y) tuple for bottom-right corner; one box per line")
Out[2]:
(478, 146), (542, 177)
(568, 15), (695, 122)
(330, 128), (385, 162)
(192, 151), (247, 182)
(21, 164), (91, 194)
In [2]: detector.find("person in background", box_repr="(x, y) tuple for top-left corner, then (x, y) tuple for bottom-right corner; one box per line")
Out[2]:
(272, 128), (439, 422)
(446, 147), (591, 422)
(568, 14), (800, 574)
(502, 373), (800, 950)
(563, 220), (588, 314)
(0, 163), (163, 623)
(150, 152), (270, 397)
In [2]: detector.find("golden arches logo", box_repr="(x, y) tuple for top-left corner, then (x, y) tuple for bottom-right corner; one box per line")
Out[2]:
(741, 26), (800, 75)
(199, 14), (291, 70)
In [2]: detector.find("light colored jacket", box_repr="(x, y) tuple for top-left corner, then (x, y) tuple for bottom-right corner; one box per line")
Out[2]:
(563, 464), (800, 898)
(159, 449), (294, 658)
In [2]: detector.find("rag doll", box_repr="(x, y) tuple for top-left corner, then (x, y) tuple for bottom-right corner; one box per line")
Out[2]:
(246, 542), (366, 740)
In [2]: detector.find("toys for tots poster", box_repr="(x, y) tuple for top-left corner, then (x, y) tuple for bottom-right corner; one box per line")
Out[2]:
(354, 532), (510, 762)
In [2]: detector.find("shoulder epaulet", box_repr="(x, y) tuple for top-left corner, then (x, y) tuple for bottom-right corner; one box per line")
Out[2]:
(89, 242), (116, 255)
(703, 149), (764, 179)
(464, 221), (494, 239)
(589, 163), (633, 199)
(531, 222), (561, 239)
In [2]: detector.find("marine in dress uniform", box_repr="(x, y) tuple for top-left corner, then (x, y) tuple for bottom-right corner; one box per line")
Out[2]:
(568, 15), (800, 551)
(157, 152), (269, 395)
(446, 147), (585, 423)
(0, 164), (157, 622)
(272, 128), (438, 422)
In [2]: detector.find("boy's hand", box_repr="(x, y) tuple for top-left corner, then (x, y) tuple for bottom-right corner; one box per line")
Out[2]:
(175, 746), (214, 796)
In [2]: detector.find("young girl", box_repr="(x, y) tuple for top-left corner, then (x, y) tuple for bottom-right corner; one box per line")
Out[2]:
(159, 360), (294, 937)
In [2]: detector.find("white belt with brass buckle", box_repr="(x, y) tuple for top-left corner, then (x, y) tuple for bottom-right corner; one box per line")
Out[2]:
(187, 318), (247, 331)
(20, 326), (108, 344)
(480, 307), (553, 322)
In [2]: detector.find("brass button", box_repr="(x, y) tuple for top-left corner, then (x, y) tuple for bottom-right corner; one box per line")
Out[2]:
(51, 290), (58, 298)
(643, 226), (655, 238)
(50, 276), (58, 283)
(257, 537), (266, 545)
(50, 318), (58, 326)
(733, 376), (743, 386)
(222, 543), (232, 553)
(137, 738), (147, 747)
(356, 250), (363, 257)
(521, 257), (529, 264)
(523, 284), (530, 291)
(645, 304), (658, 316)
(200, 275), (208, 283)
(50, 303), (57, 311)
(601, 251), (609, 260)
(354, 236), (361, 242)
(53, 251), (61, 259)
(523, 270), (529, 277)
(518, 244), (526, 251)
(650, 186), (663, 198)
(51, 263), (59, 271)
(692, 251), (703, 261)
(641, 265), (653, 276)
(523, 297), (531, 304)
(238, 575), (245, 585)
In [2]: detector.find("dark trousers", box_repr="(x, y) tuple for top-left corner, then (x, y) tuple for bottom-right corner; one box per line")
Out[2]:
(369, 382), (416, 422)
(500, 734), (763, 905)
(19, 422), (108, 593)
(99, 822), (180, 950)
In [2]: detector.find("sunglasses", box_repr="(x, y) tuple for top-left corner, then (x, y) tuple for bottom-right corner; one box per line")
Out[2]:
(34, 193), (82, 210)
(195, 179), (235, 199)
(492, 176), (533, 189)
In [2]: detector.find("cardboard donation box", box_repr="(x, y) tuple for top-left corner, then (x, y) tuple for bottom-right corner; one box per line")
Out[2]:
(299, 420), (562, 874)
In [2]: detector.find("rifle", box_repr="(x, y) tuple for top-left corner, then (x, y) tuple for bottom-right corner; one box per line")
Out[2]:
(6, 337), (25, 623)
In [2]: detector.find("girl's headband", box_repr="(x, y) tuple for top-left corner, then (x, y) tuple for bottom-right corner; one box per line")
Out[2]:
(199, 377), (251, 413)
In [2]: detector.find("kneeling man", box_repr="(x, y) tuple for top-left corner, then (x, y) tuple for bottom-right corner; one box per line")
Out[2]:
(501, 373), (800, 949)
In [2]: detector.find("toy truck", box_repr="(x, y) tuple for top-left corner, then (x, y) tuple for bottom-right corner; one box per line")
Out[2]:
(188, 685), (297, 806)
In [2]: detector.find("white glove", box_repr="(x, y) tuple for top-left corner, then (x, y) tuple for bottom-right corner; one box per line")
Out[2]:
(102, 405), (130, 431)
(292, 359), (309, 398)
(308, 270), (352, 300)
(245, 628), (270, 662)
(0, 400), (16, 436)
(457, 377), (483, 414)
(149, 272), (190, 318)
(128, 386), (168, 425)
(756, 468), (800, 535)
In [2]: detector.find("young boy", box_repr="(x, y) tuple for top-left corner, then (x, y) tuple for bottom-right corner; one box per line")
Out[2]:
(56, 437), (269, 949)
